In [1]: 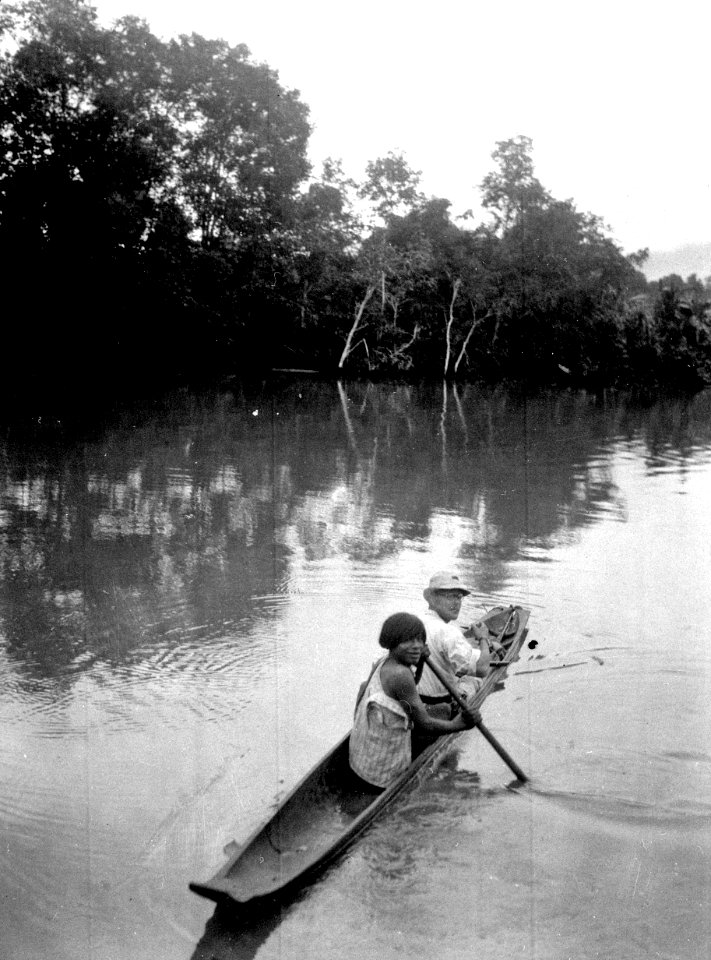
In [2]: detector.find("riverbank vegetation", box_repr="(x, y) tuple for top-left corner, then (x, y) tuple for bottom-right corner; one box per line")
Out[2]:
(2, 0), (710, 401)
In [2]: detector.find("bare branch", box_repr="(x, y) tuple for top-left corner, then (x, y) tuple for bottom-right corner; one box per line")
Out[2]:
(443, 278), (462, 378)
(454, 308), (491, 374)
(338, 285), (376, 369)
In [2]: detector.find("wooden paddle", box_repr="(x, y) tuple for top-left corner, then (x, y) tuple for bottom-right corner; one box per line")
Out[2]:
(421, 652), (529, 783)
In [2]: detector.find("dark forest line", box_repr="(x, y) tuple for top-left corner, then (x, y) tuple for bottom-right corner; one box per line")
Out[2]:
(2, 0), (711, 407)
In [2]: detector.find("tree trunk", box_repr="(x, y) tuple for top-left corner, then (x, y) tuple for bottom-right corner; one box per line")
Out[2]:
(454, 306), (490, 374)
(492, 312), (501, 348)
(300, 280), (310, 326)
(443, 279), (462, 378)
(338, 285), (376, 369)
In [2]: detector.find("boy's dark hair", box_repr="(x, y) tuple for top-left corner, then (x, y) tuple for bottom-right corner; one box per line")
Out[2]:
(378, 613), (426, 650)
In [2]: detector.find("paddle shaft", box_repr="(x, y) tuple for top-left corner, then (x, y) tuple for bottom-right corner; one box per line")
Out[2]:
(421, 651), (529, 783)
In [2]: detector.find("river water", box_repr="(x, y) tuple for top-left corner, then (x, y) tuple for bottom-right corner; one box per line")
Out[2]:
(1, 380), (710, 960)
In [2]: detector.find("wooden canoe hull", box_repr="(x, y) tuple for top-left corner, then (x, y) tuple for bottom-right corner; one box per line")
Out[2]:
(189, 605), (530, 906)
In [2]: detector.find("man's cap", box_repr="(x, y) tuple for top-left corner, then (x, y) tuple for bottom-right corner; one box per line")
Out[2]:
(426, 571), (470, 594)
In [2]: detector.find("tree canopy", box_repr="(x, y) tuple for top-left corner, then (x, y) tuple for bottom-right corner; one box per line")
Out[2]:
(1, 0), (708, 403)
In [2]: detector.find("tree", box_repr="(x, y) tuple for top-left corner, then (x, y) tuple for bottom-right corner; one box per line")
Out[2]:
(358, 151), (425, 226)
(474, 136), (651, 383)
(386, 198), (487, 378)
(337, 229), (433, 370)
(627, 247), (649, 269)
(0, 0), (185, 389)
(0, 1), (318, 388)
(0, 1), (181, 268)
(164, 34), (311, 249)
(336, 154), (432, 371)
(290, 159), (359, 331)
(480, 135), (550, 235)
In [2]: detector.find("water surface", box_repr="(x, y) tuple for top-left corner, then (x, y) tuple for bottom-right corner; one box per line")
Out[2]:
(1, 381), (710, 959)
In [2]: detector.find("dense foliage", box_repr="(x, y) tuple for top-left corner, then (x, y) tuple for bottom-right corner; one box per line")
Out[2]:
(1, 0), (710, 398)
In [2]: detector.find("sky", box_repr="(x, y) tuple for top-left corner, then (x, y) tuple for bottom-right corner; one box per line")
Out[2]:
(89, 0), (709, 262)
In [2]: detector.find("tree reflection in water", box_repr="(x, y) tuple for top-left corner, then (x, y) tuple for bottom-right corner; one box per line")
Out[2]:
(1, 383), (710, 691)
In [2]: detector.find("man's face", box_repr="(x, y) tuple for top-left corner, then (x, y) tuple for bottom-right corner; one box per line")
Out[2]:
(428, 589), (465, 623)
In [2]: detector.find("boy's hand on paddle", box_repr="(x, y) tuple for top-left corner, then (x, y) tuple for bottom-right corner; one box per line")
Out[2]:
(460, 707), (481, 729)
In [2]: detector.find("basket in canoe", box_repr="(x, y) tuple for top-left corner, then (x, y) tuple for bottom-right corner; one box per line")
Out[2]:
(190, 604), (530, 906)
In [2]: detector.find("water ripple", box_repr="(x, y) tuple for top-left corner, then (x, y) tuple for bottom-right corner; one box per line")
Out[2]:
(662, 750), (711, 764)
(530, 786), (711, 829)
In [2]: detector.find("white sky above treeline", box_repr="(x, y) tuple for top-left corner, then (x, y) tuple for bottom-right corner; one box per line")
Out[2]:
(89, 0), (709, 264)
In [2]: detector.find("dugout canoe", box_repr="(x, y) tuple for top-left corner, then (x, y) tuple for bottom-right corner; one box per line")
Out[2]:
(189, 604), (530, 906)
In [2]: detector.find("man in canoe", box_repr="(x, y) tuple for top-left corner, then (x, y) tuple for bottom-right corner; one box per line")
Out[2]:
(349, 613), (479, 791)
(417, 571), (493, 718)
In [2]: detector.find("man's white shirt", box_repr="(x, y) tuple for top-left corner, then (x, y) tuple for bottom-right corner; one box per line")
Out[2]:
(418, 610), (481, 698)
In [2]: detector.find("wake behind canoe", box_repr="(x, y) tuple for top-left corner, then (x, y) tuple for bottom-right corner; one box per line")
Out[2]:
(189, 605), (530, 906)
